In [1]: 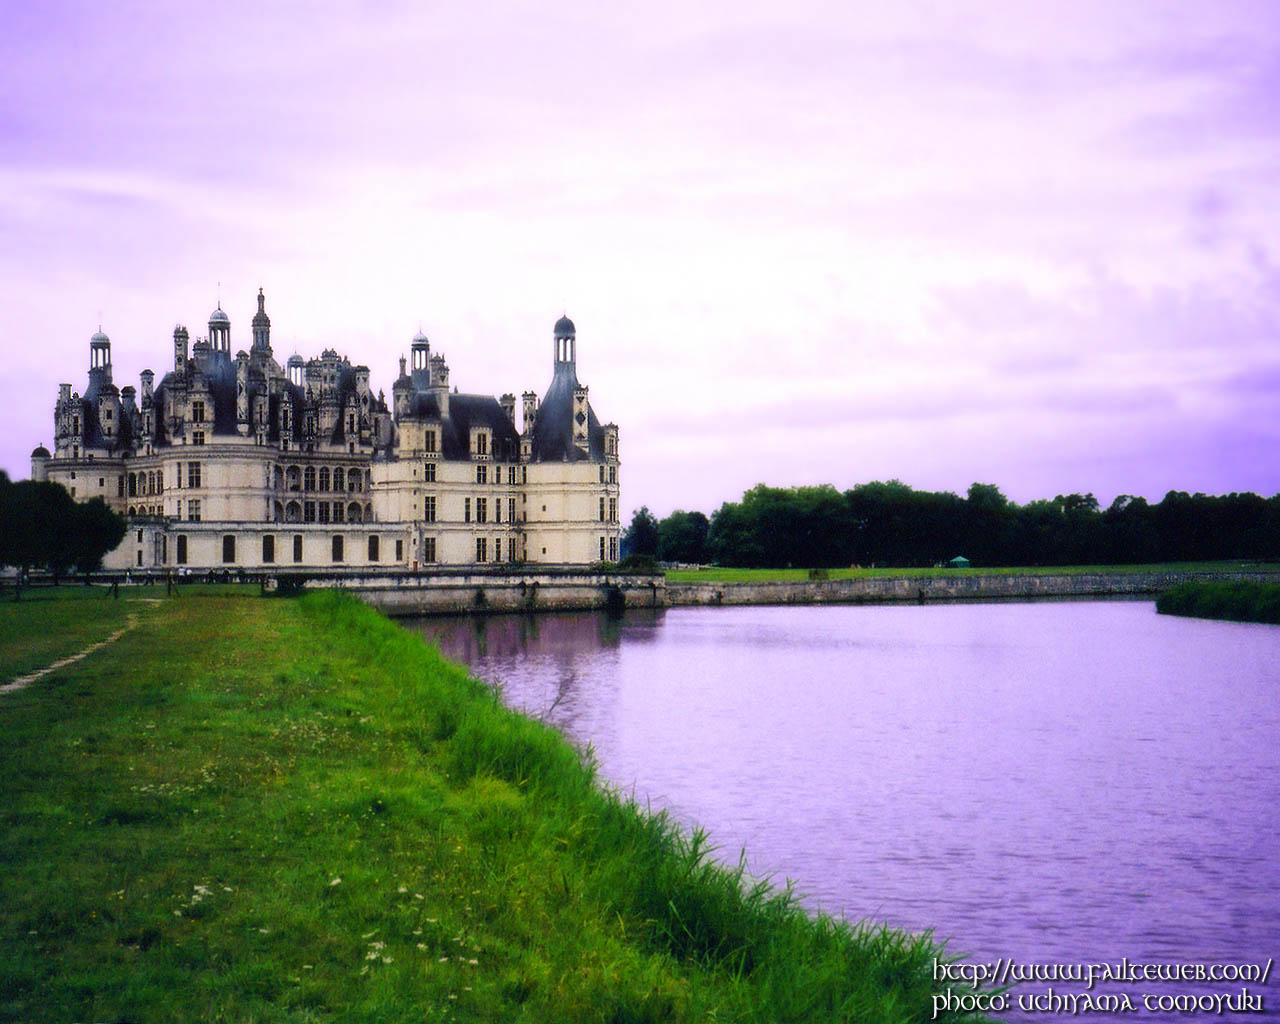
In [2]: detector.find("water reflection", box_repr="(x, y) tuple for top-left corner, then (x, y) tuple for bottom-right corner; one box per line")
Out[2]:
(407, 602), (1280, 1023)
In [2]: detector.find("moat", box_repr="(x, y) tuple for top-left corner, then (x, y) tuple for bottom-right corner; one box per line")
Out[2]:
(410, 601), (1280, 1022)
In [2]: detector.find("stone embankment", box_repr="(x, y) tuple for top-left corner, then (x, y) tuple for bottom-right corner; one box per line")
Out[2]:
(315, 569), (666, 617)
(667, 569), (1280, 607)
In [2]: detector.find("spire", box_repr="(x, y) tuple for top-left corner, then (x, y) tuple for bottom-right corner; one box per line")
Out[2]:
(251, 287), (271, 352)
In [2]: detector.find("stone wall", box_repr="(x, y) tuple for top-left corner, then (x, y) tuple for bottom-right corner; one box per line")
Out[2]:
(667, 570), (1280, 607)
(324, 570), (667, 617)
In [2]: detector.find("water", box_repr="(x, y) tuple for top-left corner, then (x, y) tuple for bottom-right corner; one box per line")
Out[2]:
(409, 601), (1280, 1020)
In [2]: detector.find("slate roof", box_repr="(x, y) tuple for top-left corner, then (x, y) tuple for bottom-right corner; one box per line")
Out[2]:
(529, 366), (605, 462)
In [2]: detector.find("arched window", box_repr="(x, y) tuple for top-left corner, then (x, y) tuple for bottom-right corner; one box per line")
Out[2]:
(319, 467), (330, 491)
(273, 465), (284, 489)
(304, 466), (316, 491)
(347, 502), (362, 523)
(285, 501), (302, 523)
(273, 501), (284, 522)
(128, 473), (137, 497)
(286, 465), (301, 490)
(364, 503), (372, 523)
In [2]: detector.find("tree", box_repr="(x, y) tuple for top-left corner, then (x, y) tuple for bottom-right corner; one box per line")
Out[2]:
(0, 474), (126, 590)
(622, 506), (659, 559)
(657, 510), (709, 564)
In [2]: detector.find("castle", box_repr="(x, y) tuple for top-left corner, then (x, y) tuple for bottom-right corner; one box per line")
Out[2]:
(30, 291), (622, 571)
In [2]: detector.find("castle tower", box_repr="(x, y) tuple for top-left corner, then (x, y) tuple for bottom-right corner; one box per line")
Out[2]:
(251, 288), (271, 354)
(286, 354), (304, 387)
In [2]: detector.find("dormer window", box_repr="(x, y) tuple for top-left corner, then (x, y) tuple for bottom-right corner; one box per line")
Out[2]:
(192, 400), (205, 423)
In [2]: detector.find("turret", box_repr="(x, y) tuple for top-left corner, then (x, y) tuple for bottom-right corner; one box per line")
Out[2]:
(173, 325), (189, 375)
(410, 331), (430, 389)
(251, 288), (271, 353)
(522, 391), (538, 436)
(553, 314), (576, 376)
(428, 352), (449, 418)
(500, 393), (516, 427)
(393, 356), (413, 419)
(286, 354), (304, 387)
(89, 330), (113, 390)
(140, 369), (154, 406)
(208, 305), (230, 361)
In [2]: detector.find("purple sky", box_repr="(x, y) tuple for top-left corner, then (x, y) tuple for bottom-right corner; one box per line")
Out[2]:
(4, 0), (1279, 518)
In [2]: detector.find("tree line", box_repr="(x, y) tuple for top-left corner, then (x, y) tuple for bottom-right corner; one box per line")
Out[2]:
(0, 472), (126, 581)
(624, 482), (1280, 568)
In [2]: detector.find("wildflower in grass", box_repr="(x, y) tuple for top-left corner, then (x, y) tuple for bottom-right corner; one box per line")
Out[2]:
(329, 877), (341, 886)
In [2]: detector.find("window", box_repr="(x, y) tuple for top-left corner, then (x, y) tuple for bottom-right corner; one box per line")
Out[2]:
(333, 502), (344, 523)
(423, 536), (436, 562)
(425, 430), (437, 453)
(476, 498), (487, 524)
(117, 476), (125, 497)
(600, 537), (606, 561)
(509, 497), (516, 522)
(424, 462), (436, 482)
(509, 538), (518, 562)
(368, 535), (379, 561)
(333, 467), (345, 491)
(522, 466), (527, 484)
(192, 431), (205, 446)
(318, 503), (330, 524)
(493, 500), (500, 523)
(192, 400), (205, 423)
(599, 497), (606, 522)
(304, 466), (316, 490)
(319, 467), (330, 491)
(609, 497), (617, 523)
(476, 433), (488, 456)
(464, 498), (471, 523)
(304, 501), (316, 523)
(332, 535), (344, 562)
(424, 495), (436, 523)
(395, 539), (403, 561)
(600, 465), (605, 483)
(188, 500), (201, 522)
(137, 530), (143, 542)
(610, 536), (618, 561)
(508, 466), (516, 485)
(476, 537), (487, 562)
(476, 464), (487, 484)
(609, 466), (617, 484)
(263, 535), (275, 562)
(73, 415), (80, 434)
(293, 535), (303, 563)
(222, 535), (236, 563)
(188, 462), (201, 487)
(176, 535), (188, 564)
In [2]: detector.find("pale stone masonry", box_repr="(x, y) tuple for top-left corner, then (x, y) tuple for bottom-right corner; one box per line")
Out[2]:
(31, 294), (622, 571)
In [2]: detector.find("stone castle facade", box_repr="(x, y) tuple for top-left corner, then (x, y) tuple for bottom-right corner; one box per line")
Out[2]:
(31, 291), (622, 571)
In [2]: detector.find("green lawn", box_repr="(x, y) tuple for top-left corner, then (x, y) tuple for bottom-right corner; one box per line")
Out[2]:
(665, 561), (1280, 584)
(0, 590), (985, 1023)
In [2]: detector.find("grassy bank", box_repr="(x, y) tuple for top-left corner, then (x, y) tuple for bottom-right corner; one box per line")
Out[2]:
(1156, 581), (1280, 625)
(666, 561), (1280, 584)
(0, 589), (984, 1023)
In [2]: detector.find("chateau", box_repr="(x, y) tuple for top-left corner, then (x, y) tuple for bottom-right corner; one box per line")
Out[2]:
(31, 292), (622, 571)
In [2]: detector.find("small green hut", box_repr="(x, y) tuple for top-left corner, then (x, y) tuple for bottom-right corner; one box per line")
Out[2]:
(948, 555), (971, 568)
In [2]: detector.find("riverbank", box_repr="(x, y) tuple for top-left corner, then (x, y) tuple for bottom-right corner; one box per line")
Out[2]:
(1156, 581), (1280, 625)
(668, 565), (1280, 607)
(0, 589), (983, 1023)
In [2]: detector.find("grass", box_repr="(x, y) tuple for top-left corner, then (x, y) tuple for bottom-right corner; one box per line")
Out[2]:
(0, 589), (988, 1023)
(1156, 581), (1280, 625)
(666, 561), (1280, 584)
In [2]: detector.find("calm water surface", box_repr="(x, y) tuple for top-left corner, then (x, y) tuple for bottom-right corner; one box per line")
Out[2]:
(409, 601), (1280, 1020)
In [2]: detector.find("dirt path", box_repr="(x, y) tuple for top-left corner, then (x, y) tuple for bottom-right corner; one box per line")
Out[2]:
(0, 603), (155, 695)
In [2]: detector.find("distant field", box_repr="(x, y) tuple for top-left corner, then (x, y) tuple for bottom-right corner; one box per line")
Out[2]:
(665, 562), (1280, 584)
